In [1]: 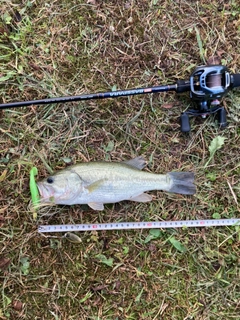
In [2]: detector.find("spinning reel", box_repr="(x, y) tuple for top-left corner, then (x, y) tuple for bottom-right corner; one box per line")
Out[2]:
(0, 64), (240, 132)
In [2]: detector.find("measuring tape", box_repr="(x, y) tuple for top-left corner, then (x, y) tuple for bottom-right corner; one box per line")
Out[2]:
(38, 218), (240, 233)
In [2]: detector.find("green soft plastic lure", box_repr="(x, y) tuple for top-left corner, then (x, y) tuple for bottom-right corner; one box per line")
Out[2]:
(29, 167), (40, 219)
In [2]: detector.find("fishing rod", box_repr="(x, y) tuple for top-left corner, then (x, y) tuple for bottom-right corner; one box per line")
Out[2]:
(1, 65), (240, 132)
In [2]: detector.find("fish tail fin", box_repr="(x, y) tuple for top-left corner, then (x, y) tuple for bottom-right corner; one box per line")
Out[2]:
(167, 172), (196, 195)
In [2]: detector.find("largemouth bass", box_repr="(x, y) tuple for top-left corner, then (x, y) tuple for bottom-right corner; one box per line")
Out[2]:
(37, 157), (196, 211)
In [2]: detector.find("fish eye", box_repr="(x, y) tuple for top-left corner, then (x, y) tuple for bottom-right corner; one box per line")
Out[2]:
(47, 177), (54, 184)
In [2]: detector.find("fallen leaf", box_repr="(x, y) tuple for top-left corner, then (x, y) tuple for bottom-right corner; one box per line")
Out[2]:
(217, 50), (225, 57)
(0, 257), (11, 270)
(0, 215), (5, 226)
(91, 284), (107, 292)
(114, 280), (121, 290)
(162, 103), (174, 109)
(95, 254), (114, 267)
(169, 237), (187, 253)
(0, 169), (7, 182)
(12, 300), (23, 311)
(207, 56), (221, 65)
(144, 229), (162, 243)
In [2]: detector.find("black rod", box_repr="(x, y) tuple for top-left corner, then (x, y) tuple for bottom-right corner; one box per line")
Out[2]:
(0, 83), (177, 110)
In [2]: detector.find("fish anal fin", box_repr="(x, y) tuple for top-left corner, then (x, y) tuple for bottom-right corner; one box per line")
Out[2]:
(130, 193), (152, 202)
(88, 202), (104, 211)
(124, 156), (146, 170)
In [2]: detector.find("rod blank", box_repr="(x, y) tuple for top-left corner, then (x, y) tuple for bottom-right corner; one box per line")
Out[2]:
(0, 84), (177, 110)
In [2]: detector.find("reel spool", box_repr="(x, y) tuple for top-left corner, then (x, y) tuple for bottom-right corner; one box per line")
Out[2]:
(180, 65), (231, 132)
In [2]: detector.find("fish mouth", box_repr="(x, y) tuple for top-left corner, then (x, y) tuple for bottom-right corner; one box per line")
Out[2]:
(37, 182), (79, 204)
(37, 182), (55, 202)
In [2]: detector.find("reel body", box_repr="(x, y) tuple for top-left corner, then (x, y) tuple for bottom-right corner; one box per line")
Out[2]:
(180, 65), (231, 132)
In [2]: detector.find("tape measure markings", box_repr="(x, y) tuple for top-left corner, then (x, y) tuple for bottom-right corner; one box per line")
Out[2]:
(38, 218), (240, 233)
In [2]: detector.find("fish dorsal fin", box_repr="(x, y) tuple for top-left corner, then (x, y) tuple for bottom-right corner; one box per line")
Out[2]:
(130, 193), (152, 202)
(123, 156), (147, 170)
(88, 202), (104, 211)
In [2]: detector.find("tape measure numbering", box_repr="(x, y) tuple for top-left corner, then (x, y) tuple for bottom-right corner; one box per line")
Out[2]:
(38, 218), (240, 233)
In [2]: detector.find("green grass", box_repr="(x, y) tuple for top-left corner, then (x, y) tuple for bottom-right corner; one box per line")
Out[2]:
(1, 1), (240, 319)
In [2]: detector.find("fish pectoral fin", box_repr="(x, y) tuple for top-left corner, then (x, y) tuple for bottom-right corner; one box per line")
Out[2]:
(88, 202), (104, 211)
(86, 179), (106, 193)
(123, 156), (146, 170)
(130, 193), (152, 202)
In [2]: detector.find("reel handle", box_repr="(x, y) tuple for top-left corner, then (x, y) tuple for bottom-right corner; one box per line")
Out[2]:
(218, 108), (228, 128)
(180, 113), (191, 132)
(179, 106), (228, 133)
